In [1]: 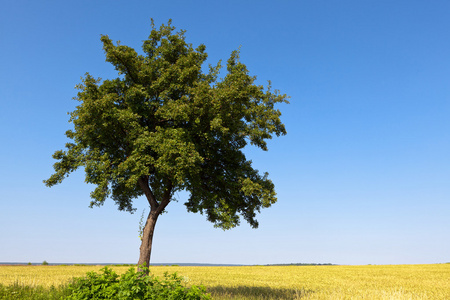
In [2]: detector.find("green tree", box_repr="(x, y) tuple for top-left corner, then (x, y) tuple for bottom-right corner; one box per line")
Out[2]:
(44, 20), (288, 268)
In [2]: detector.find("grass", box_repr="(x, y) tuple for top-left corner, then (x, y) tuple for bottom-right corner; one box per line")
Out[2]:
(0, 264), (449, 299)
(0, 283), (71, 299)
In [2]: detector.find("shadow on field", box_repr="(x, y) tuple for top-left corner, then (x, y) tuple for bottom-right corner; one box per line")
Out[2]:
(208, 285), (314, 299)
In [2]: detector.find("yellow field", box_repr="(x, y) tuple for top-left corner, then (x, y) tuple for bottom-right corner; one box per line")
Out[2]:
(0, 264), (449, 299)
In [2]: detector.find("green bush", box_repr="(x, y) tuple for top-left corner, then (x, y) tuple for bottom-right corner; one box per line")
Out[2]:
(66, 266), (211, 299)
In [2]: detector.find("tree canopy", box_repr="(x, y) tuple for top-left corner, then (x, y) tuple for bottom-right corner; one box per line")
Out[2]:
(45, 20), (288, 265)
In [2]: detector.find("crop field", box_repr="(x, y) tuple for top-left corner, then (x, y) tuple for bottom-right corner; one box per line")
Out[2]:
(0, 264), (449, 299)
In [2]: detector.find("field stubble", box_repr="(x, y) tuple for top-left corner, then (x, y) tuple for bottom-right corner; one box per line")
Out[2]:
(0, 264), (449, 299)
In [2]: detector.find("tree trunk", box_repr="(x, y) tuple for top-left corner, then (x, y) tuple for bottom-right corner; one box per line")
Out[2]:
(137, 210), (159, 271)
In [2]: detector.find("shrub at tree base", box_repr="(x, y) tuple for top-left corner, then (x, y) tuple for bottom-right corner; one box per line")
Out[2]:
(66, 267), (211, 299)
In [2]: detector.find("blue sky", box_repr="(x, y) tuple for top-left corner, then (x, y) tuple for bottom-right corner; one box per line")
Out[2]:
(1, 0), (449, 265)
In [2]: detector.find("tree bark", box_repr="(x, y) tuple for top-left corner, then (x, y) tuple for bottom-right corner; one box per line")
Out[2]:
(136, 177), (172, 272)
(137, 210), (159, 272)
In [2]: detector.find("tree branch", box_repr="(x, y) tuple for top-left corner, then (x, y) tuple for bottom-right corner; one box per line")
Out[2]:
(138, 176), (159, 210)
(156, 180), (173, 215)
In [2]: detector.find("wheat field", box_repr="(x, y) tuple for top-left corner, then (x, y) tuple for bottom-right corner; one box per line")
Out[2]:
(0, 264), (449, 299)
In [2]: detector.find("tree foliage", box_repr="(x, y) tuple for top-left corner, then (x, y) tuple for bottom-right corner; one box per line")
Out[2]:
(45, 20), (288, 230)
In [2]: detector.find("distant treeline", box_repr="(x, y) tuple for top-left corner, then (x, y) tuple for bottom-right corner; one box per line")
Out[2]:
(264, 263), (334, 266)
(1, 262), (335, 267)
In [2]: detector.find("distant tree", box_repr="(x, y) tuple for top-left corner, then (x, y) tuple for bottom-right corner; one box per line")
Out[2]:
(44, 20), (288, 269)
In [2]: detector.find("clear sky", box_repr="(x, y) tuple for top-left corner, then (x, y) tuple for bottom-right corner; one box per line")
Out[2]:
(1, 0), (449, 266)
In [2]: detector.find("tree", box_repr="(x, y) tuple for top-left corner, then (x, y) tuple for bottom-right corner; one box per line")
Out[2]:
(44, 20), (288, 268)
